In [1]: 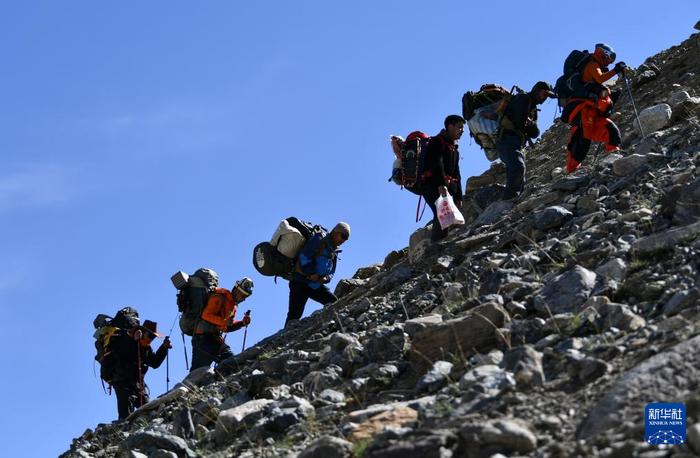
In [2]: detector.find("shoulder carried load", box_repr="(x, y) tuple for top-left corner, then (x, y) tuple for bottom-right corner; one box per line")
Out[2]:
(462, 84), (518, 161)
(171, 268), (219, 336)
(554, 49), (592, 106)
(388, 131), (430, 195)
(93, 306), (140, 388)
(253, 217), (327, 280)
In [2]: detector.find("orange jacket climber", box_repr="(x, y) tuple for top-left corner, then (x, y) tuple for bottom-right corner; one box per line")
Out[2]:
(581, 43), (627, 85)
(565, 86), (621, 173)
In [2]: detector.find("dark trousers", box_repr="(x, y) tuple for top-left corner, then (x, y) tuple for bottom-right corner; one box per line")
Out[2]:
(422, 185), (464, 241)
(568, 124), (592, 163)
(423, 187), (448, 241)
(496, 133), (526, 199)
(568, 119), (621, 163)
(287, 280), (337, 324)
(114, 382), (148, 420)
(191, 333), (233, 372)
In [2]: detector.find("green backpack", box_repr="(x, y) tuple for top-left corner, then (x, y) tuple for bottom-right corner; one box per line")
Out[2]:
(171, 268), (219, 336)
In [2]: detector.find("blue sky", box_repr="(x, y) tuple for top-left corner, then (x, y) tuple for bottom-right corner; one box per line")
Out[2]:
(0, 2), (697, 456)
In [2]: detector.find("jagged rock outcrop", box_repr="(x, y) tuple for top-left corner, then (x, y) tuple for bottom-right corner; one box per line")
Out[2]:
(63, 28), (700, 458)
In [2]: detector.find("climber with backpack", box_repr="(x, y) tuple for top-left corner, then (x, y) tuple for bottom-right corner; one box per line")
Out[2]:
(421, 115), (465, 242)
(462, 83), (513, 162)
(388, 131), (430, 195)
(253, 217), (327, 281)
(558, 43), (626, 173)
(496, 81), (554, 200)
(286, 222), (350, 327)
(189, 277), (253, 371)
(96, 308), (171, 420)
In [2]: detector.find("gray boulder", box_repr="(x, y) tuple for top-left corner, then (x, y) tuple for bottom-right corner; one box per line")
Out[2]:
(416, 360), (454, 393)
(612, 154), (649, 176)
(121, 431), (197, 458)
(634, 103), (671, 134)
(668, 90), (699, 108)
(383, 249), (407, 270)
(459, 364), (515, 395)
(474, 200), (515, 227)
(409, 226), (432, 264)
(580, 296), (646, 332)
(662, 288), (700, 316)
(631, 221), (700, 256)
(404, 314), (443, 338)
(410, 303), (510, 370)
(318, 389), (346, 404)
(533, 206), (573, 230)
(330, 332), (360, 352)
(502, 345), (545, 388)
(459, 419), (537, 458)
(266, 396), (315, 432)
(299, 435), (353, 458)
(516, 191), (563, 212)
(595, 258), (627, 282)
(334, 278), (369, 299)
(534, 266), (597, 314)
(214, 399), (275, 444)
(365, 326), (409, 363)
(303, 365), (343, 395)
(551, 175), (590, 192)
(674, 177), (700, 225)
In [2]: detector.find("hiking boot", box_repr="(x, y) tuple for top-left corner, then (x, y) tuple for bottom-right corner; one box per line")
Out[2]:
(566, 152), (581, 174)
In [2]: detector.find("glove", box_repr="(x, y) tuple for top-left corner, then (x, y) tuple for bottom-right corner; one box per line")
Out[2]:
(614, 62), (627, 74)
(242, 314), (251, 327)
(132, 329), (143, 340)
(162, 337), (172, 350)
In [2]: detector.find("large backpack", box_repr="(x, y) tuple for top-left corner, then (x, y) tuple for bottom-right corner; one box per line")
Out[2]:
(253, 217), (327, 280)
(171, 268), (219, 336)
(554, 50), (592, 107)
(462, 84), (517, 161)
(388, 131), (430, 195)
(94, 307), (140, 387)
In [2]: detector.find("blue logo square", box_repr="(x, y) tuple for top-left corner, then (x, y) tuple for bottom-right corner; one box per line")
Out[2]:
(645, 403), (686, 446)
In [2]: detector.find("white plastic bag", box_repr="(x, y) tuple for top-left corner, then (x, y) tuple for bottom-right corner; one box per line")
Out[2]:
(436, 192), (465, 229)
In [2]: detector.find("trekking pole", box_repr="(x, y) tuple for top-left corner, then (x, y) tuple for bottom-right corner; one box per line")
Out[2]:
(241, 310), (251, 352)
(622, 71), (645, 139)
(181, 331), (189, 371)
(136, 331), (144, 407)
(165, 312), (178, 390)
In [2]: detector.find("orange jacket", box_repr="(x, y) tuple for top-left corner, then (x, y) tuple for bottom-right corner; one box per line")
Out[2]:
(567, 96), (619, 150)
(581, 58), (617, 85)
(197, 288), (244, 334)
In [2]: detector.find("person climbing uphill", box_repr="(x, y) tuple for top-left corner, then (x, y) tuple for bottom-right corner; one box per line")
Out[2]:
(190, 277), (253, 371)
(421, 115), (465, 241)
(581, 43), (627, 86)
(563, 43), (626, 173)
(110, 319), (170, 420)
(496, 81), (554, 199)
(286, 222), (350, 327)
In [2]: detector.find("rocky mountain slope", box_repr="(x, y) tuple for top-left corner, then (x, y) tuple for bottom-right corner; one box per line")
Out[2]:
(63, 28), (700, 458)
